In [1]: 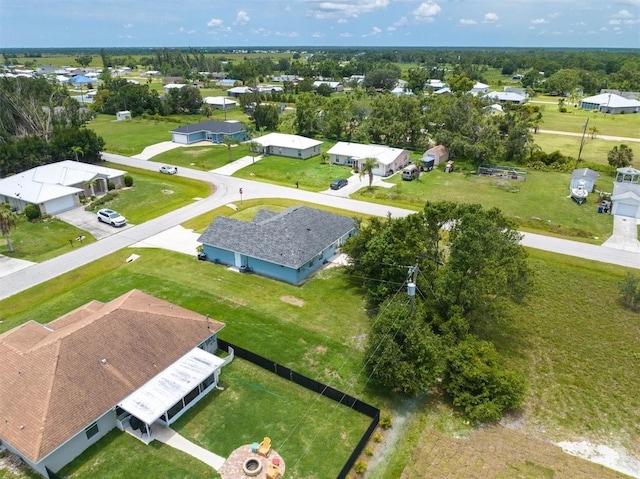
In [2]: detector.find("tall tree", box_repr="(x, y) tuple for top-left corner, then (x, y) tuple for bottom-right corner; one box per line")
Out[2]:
(223, 136), (238, 163)
(0, 203), (17, 253)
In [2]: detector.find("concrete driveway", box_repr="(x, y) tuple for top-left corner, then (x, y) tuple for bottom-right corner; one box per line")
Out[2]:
(55, 206), (134, 240)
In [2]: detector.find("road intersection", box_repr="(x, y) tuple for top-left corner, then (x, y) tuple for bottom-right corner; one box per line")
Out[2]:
(0, 152), (639, 301)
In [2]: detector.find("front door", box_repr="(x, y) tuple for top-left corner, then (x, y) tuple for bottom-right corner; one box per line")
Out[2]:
(234, 252), (242, 268)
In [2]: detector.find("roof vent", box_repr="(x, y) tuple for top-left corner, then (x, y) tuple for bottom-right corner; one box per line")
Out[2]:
(101, 358), (107, 365)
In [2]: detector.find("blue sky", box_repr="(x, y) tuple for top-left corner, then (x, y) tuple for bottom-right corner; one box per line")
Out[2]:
(0, 0), (638, 49)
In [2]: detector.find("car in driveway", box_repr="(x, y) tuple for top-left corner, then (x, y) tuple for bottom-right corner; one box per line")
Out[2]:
(330, 178), (348, 190)
(97, 208), (127, 227)
(159, 165), (178, 175)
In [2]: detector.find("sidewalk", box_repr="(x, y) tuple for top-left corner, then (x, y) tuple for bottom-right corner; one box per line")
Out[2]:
(212, 155), (263, 175)
(152, 423), (226, 471)
(0, 255), (34, 279)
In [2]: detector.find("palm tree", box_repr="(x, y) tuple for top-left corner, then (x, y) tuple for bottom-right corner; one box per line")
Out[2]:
(359, 157), (377, 189)
(249, 141), (259, 163)
(223, 136), (238, 163)
(70, 145), (84, 162)
(0, 203), (18, 253)
(589, 126), (599, 139)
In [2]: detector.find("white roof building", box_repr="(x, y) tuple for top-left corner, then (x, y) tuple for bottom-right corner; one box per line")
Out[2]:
(579, 93), (640, 114)
(253, 133), (322, 159)
(483, 91), (527, 104)
(327, 142), (410, 177)
(203, 96), (238, 109)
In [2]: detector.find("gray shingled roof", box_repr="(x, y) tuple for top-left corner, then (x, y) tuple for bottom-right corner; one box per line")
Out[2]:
(171, 120), (245, 135)
(198, 206), (356, 268)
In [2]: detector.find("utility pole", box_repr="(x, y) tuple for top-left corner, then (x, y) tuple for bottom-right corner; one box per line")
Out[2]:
(407, 264), (418, 309)
(575, 118), (589, 169)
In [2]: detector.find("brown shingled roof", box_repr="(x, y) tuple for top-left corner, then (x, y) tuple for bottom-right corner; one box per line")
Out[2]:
(0, 290), (224, 463)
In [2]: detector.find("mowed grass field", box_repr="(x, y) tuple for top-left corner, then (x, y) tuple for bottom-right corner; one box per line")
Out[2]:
(1, 198), (639, 478)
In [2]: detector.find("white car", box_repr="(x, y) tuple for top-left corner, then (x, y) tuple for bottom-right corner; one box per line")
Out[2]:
(97, 208), (127, 227)
(159, 165), (178, 175)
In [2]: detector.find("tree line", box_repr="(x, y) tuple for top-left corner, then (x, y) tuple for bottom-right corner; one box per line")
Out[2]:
(0, 77), (104, 176)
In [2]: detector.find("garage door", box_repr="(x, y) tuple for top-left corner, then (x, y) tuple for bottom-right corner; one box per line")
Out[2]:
(44, 195), (76, 215)
(615, 202), (639, 218)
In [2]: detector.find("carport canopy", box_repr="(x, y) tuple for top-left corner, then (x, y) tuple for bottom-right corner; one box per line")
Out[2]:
(118, 347), (225, 425)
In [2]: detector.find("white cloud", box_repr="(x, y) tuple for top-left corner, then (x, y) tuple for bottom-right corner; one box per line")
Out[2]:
(340, 32), (353, 37)
(363, 26), (382, 37)
(459, 19), (477, 25)
(413, 1), (441, 23)
(207, 18), (224, 28)
(548, 12), (561, 19)
(338, 18), (348, 24)
(251, 27), (270, 35)
(393, 16), (408, 27)
(609, 19), (622, 24)
(306, 0), (390, 19)
(122, 23), (134, 29)
(312, 32), (325, 37)
(275, 31), (299, 37)
(235, 10), (250, 25)
(285, 4), (291, 11)
(531, 18), (548, 24)
(484, 12), (499, 23)
(612, 9), (634, 18)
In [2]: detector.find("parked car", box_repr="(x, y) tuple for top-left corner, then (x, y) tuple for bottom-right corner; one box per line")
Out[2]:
(159, 165), (178, 175)
(330, 178), (348, 190)
(97, 208), (126, 227)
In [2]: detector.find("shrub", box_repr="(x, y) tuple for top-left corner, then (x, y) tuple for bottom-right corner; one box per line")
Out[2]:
(124, 175), (133, 187)
(353, 461), (367, 475)
(379, 414), (393, 429)
(107, 180), (115, 191)
(373, 431), (383, 442)
(365, 448), (373, 456)
(619, 272), (640, 312)
(24, 204), (41, 221)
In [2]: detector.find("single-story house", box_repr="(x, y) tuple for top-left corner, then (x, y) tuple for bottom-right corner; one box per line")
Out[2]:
(252, 133), (322, 159)
(312, 81), (343, 92)
(483, 91), (526, 105)
(163, 83), (188, 93)
(0, 290), (229, 477)
(227, 86), (254, 98)
(327, 142), (410, 177)
(0, 160), (126, 215)
(612, 167), (640, 218)
(433, 87), (451, 96)
(203, 96), (238, 110)
(427, 79), (446, 89)
(570, 168), (599, 192)
(579, 93), (640, 114)
(484, 103), (505, 116)
(198, 206), (357, 284)
(422, 145), (450, 168)
(170, 120), (247, 145)
(256, 84), (284, 95)
(503, 86), (527, 96)
(470, 82), (489, 95)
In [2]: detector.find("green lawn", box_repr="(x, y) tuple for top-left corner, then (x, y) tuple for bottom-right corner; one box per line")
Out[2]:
(533, 133), (622, 166)
(0, 216), (96, 262)
(83, 163), (213, 224)
(150, 144), (252, 170)
(1, 214), (640, 477)
(530, 100), (640, 138)
(352, 164), (615, 242)
(59, 430), (219, 479)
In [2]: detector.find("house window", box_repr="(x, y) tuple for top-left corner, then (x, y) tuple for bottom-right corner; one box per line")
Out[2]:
(85, 421), (99, 440)
(298, 150), (302, 157)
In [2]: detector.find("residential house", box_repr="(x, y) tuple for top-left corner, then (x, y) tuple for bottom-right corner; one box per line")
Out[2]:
(226, 86), (254, 98)
(570, 168), (599, 192)
(198, 206), (357, 284)
(470, 82), (489, 95)
(484, 104), (505, 116)
(252, 133), (322, 159)
(256, 84), (284, 95)
(327, 142), (410, 177)
(0, 160), (126, 215)
(483, 91), (527, 105)
(312, 81), (343, 92)
(170, 120), (247, 145)
(163, 83), (188, 93)
(0, 290), (228, 477)
(579, 93), (640, 114)
(203, 96), (238, 110)
(612, 167), (640, 218)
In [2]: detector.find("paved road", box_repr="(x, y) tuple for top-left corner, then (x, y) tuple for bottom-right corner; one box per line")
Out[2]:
(1, 153), (639, 301)
(536, 129), (640, 143)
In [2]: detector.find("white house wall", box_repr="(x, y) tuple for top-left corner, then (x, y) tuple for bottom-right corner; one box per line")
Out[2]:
(29, 409), (116, 476)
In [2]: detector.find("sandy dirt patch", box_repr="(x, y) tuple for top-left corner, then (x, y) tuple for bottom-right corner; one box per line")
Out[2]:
(280, 295), (304, 307)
